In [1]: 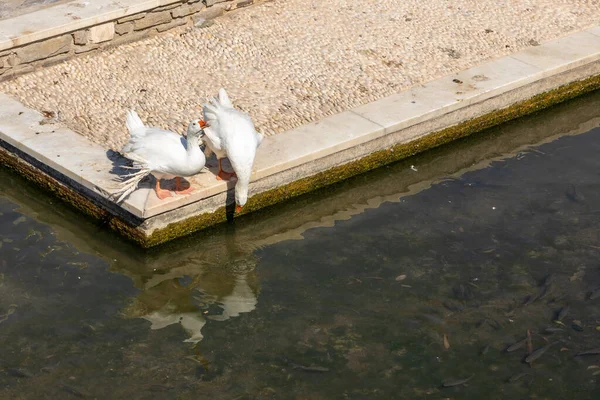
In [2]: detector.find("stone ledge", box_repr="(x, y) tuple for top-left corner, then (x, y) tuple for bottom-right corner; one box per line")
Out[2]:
(1, 27), (599, 246)
(0, 0), (262, 81)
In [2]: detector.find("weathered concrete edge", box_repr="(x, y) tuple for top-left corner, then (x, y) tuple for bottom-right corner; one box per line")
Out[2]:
(138, 63), (600, 246)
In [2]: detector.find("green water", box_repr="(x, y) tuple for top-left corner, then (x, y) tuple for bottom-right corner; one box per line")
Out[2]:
(2, 91), (600, 399)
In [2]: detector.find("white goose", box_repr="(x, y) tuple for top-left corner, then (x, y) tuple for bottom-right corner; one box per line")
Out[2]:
(111, 110), (207, 203)
(202, 88), (263, 212)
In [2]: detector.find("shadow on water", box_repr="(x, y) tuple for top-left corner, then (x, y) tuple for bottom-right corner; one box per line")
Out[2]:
(1, 90), (600, 398)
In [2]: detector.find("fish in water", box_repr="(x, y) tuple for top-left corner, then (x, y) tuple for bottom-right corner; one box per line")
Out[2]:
(576, 348), (600, 356)
(442, 374), (474, 387)
(523, 293), (539, 306)
(523, 285), (550, 306)
(506, 338), (528, 352)
(526, 329), (533, 355)
(556, 306), (569, 321)
(525, 343), (554, 363)
(480, 345), (490, 356)
(442, 300), (465, 312)
(443, 334), (450, 350)
(572, 322), (584, 332)
(538, 284), (552, 300)
(541, 273), (556, 287)
(7, 368), (33, 378)
(565, 184), (585, 203)
(282, 358), (329, 373)
(291, 364), (329, 373)
(589, 287), (600, 300)
(452, 284), (474, 300)
(62, 384), (88, 398)
(508, 372), (530, 382)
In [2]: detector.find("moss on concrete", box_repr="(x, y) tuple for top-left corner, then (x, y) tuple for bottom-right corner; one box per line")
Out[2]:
(0, 146), (146, 243)
(2, 73), (600, 247)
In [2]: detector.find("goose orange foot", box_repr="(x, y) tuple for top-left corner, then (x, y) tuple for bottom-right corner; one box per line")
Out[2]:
(216, 159), (236, 181)
(216, 170), (237, 181)
(174, 177), (194, 195)
(155, 180), (172, 200)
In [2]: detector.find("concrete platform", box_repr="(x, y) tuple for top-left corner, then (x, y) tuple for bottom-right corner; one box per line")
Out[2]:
(1, 27), (600, 247)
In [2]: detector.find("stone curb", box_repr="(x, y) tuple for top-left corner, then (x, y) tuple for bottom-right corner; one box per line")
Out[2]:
(0, 0), (255, 80)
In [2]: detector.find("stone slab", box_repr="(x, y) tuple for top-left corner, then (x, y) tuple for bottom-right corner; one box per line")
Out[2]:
(0, 0), (191, 51)
(15, 34), (73, 64)
(88, 22), (115, 43)
(353, 56), (542, 134)
(510, 31), (600, 77)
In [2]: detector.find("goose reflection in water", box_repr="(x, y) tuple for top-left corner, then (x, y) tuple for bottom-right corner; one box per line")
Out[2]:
(121, 258), (260, 344)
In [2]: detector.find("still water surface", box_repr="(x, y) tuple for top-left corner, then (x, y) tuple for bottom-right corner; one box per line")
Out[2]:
(2, 92), (600, 399)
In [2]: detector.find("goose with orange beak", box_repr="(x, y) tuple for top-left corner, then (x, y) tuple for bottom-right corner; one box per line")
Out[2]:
(110, 110), (208, 203)
(201, 88), (263, 213)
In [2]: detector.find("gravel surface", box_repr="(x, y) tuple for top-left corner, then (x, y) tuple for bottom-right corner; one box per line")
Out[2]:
(1, 0), (599, 150)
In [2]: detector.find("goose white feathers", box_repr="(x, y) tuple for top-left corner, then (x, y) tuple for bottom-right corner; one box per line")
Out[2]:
(111, 110), (207, 203)
(202, 88), (263, 212)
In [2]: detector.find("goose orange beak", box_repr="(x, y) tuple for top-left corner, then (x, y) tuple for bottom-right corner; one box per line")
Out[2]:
(199, 119), (209, 128)
(235, 205), (243, 213)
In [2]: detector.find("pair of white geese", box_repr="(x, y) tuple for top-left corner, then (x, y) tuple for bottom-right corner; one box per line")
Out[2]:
(113, 88), (262, 213)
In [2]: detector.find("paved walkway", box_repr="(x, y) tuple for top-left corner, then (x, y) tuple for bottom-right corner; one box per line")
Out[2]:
(1, 0), (599, 150)
(0, 0), (70, 20)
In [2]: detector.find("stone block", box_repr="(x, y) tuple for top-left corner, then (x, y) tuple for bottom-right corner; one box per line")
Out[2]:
(74, 44), (100, 54)
(193, 4), (225, 23)
(205, 0), (228, 6)
(117, 13), (146, 23)
(16, 35), (73, 64)
(156, 17), (188, 32)
(0, 64), (34, 80)
(89, 23), (115, 44)
(0, 55), (9, 69)
(134, 10), (173, 31)
(40, 53), (71, 67)
(154, 2), (183, 11)
(236, 0), (253, 8)
(115, 21), (134, 35)
(171, 2), (204, 18)
(112, 29), (155, 46)
(194, 18), (214, 28)
(1, 53), (18, 67)
(7, 54), (19, 67)
(73, 30), (88, 45)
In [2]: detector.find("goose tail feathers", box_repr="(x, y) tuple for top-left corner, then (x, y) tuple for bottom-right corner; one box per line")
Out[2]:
(125, 110), (145, 135)
(109, 166), (152, 204)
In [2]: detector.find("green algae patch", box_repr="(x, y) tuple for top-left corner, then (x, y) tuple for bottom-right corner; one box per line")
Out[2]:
(2, 73), (600, 247)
